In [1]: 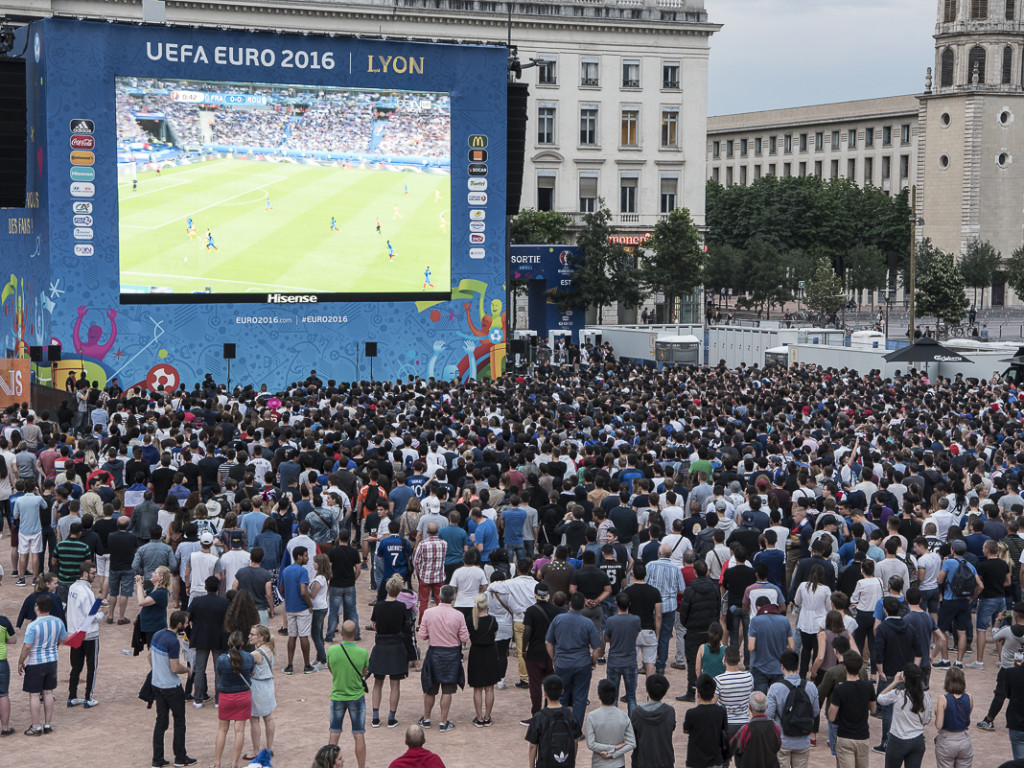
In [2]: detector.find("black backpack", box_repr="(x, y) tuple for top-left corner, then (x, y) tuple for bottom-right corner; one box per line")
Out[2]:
(948, 559), (976, 599)
(694, 528), (716, 560)
(538, 708), (577, 768)
(362, 482), (380, 513)
(779, 678), (815, 737)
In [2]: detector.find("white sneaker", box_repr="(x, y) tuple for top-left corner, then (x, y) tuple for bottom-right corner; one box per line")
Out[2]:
(496, 680), (506, 690)
(965, 661), (984, 670)
(192, 701), (203, 709)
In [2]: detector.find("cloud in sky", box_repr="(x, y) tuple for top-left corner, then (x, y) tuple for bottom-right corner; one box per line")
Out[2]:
(707, 0), (936, 115)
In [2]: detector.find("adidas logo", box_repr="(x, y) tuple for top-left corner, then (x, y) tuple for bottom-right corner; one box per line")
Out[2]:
(69, 119), (94, 135)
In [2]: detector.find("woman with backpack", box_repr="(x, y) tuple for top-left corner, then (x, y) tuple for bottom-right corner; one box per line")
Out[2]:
(794, 564), (831, 678)
(878, 663), (932, 768)
(934, 666), (973, 768)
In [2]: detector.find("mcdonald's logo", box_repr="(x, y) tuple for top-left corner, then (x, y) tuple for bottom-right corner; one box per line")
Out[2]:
(468, 134), (488, 149)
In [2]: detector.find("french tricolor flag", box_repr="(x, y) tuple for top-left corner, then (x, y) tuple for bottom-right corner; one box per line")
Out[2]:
(64, 598), (103, 649)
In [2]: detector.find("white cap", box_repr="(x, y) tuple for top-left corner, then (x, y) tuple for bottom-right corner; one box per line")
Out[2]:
(199, 532), (214, 545)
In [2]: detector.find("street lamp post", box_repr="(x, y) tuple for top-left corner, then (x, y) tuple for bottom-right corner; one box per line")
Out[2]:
(907, 185), (924, 341)
(884, 288), (894, 346)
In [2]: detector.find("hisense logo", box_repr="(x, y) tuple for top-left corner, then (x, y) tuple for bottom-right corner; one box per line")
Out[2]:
(266, 294), (318, 303)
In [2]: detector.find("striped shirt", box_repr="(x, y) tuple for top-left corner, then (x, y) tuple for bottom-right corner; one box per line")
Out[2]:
(645, 558), (685, 613)
(715, 669), (755, 725)
(24, 615), (68, 665)
(55, 538), (92, 585)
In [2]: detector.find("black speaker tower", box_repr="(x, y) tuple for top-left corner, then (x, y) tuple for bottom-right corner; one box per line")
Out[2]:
(0, 57), (27, 208)
(506, 82), (529, 217)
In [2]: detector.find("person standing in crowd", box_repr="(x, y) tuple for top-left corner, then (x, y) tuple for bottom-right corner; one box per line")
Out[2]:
(310, 553), (332, 671)
(877, 664), (931, 768)
(369, 575), (413, 729)
(187, 575), (229, 708)
(136, 566), (171, 647)
(683, 673), (729, 768)
(828, 651), (876, 768)
(629, 673), (675, 768)
(148, 610), (196, 768)
(327, 620), (369, 768)
(247, 624), (277, 759)
(387, 724), (447, 768)
(584, 678), (635, 768)
(467, 592), (499, 727)
(935, 540), (982, 668)
(765, 650), (819, 766)
(212, 631), (254, 768)
(748, 597), (793, 692)
(623, 562), (662, 677)
(545, 591), (602, 728)
(602, 592), (641, 713)
(325, 528), (361, 643)
(934, 666), (974, 768)
(413, 522), (447, 624)
(730, 691), (782, 767)
(521, 583), (561, 726)
(17, 594), (66, 736)
(645, 544), (685, 675)
(418, 584), (469, 733)
(66, 560), (103, 708)
(232, 548), (274, 628)
(525, 675), (583, 768)
(677, 559), (720, 702)
(874, 595), (926, 753)
(281, 546), (314, 675)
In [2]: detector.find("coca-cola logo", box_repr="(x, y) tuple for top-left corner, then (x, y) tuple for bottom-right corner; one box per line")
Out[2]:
(70, 135), (95, 150)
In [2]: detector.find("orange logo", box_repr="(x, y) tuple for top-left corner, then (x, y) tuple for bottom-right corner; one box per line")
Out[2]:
(70, 151), (95, 166)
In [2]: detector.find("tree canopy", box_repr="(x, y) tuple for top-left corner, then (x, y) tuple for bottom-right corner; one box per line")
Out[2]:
(639, 207), (705, 322)
(509, 209), (572, 245)
(914, 241), (970, 327)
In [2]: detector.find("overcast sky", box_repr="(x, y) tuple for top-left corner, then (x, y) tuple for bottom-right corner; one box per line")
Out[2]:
(707, 0), (936, 115)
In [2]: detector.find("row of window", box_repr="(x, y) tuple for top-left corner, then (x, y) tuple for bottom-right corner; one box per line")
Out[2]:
(537, 105), (681, 148)
(943, 0), (1013, 22)
(534, 173), (679, 215)
(939, 45), (1021, 88)
(711, 124), (912, 159)
(711, 155), (912, 186)
(536, 57), (681, 91)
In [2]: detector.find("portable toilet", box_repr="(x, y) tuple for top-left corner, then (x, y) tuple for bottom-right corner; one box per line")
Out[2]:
(850, 330), (885, 350)
(765, 346), (790, 367)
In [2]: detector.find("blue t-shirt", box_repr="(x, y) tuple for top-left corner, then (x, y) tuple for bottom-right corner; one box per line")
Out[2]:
(406, 475), (429, 499)
(14, 494), (46, 536)
(150, 628), (182, 689)
(545, 610), (601, 668)
(473, 518), (499, 563)
(389, 485), (416, 516)
(940, 557), (977, 601)
(873, 595), (906, 621)
(438, 525), (469, 566)
(377, 534), (410, 579)
(502, 507), (527, 547)
(749, 613), (792, 675)
(281, 563), (310, 613)
(752, 549), (786, 591)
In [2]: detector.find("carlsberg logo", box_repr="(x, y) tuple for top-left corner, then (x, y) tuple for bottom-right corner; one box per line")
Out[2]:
(266, 293), (318, 303)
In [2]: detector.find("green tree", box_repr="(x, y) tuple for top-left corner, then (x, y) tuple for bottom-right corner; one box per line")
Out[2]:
(740, 238), (793, 317)
(509, 209), (572, 244)
(640, 207), (705, 322)
(803, 258), (847, 318)
(1005, 245), (1024, 303)
(915, 246), (970, 328)
(557, 200), (630, 323)
(844, 243), (887, 297)
(704, 243), (746, 299)
(959, 238), (1001, 306)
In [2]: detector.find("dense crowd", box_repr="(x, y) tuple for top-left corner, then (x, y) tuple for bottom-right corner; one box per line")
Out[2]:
(2, 355), (1024, 768)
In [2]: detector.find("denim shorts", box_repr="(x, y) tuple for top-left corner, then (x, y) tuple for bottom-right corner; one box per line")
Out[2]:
(329, 697), (366, 734)
(977, 597), (1007, 630)
(919, 587), (940, 615)
(109, 570), (134, 598)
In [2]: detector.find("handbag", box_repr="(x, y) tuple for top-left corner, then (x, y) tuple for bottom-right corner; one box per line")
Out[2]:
(339, 642), (369, 693)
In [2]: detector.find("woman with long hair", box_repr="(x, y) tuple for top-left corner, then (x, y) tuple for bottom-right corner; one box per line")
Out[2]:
(794, 564), (832, 677)
(134, 565), (171, 645)
(311, 554), (331, 669)
(467, 591), (499, 727)
(224, 589), (261, 647)
(810, 610), (851, 683)
(399, 497), (423, 542)
(695, 621), (726, 680)
(311, 744), (343, 768)
(16, 572), (65, 628)
(246, 625), (276, 759)
(367, 575), (411, 728)
(850, 558), (884, 675)
(934, 666), (972, 768)
(213, 630), (255, 768)
(878, 663), (932, 768)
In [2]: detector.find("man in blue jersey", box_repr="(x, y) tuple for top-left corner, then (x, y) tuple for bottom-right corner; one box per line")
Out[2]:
(376, 520), (412, 602)
(149, 610), (197, 767)
(205, 230), (218, 252)
(423, 266), (434, 290)
(17, 594), (67, 736)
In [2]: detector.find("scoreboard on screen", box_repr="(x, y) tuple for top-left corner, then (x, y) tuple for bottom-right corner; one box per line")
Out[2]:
(19, 19), (508, 388)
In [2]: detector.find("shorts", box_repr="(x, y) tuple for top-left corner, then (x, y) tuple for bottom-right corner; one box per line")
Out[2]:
(919, 587), (940, 615)
(637, 629), (658, 665)
(977, 597), (1007, 630)
(109, 570), (134, 598)
(937, 598), (971, 633)
(423, 682), (458, 696)
(18, 532), (42, 555)
(22, 661), (58, 694)
(96, 554), (110, 579)
(287, 610), (312, 638)
(329, 697), (366, 734)
(0, 659), (9, 697)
